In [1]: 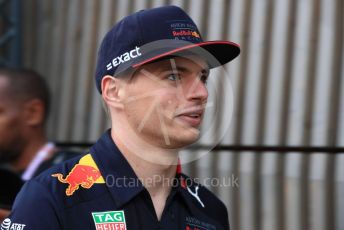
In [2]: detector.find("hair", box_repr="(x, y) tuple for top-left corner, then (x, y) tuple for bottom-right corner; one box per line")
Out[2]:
(0, 67), (51, 123)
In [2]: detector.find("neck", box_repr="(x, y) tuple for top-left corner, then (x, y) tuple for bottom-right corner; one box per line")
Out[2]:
(12, 133), (48, 172)
(111, 126), (179, 220)
(111, 128), (179, 190)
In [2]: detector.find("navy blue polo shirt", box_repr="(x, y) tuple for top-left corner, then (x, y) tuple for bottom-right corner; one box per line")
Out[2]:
(2, 130), (230, 230)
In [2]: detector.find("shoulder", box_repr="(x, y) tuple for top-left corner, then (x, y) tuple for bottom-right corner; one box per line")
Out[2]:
(34, 153), (83, 190)
(181, 173), (227, 207)
(5, 159), (84, 230)
(5, 153), (108, 228)
(33, 149), (82, 176)
(14, 152), (97, 211)
(20, 153), (85, 206)
(33, 152), (106, 202)
(181, 174), (230, 229)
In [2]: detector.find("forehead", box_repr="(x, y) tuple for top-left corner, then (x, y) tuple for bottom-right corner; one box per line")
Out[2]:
(0, 80), (11, 108)
(0, 76), (10, 97)
(0, 76), (20, 106)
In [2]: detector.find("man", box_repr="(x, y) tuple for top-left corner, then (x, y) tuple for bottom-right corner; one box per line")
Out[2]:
(0, 68), (53, 176)
(0, 68), (79, 221)
(3, 6), (240, 229)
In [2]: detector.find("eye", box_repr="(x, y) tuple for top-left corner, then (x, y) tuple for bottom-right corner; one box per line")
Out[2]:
(200, 74), (209, 84)
(167, 73), (181, 81)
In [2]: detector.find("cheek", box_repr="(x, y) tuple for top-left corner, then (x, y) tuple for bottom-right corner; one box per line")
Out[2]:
(123, 90), (178, 128)
(123, 95), (154, 130)
(150, 90), (179, 121)
(0, 115), (22, 145)
(161, 97), (179, 120)
(0, 114), (18, 129)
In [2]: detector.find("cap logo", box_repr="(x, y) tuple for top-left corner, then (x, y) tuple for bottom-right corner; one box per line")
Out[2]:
(172, 30), (200, 38)
(169, 21), (201, 42)
(106, 46), (142, 71)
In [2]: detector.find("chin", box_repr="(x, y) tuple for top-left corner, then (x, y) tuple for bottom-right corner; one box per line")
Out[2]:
(165, 128), (200, 149)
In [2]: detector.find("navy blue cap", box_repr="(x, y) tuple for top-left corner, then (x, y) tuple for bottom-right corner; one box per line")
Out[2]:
(95, 5), (240, 93)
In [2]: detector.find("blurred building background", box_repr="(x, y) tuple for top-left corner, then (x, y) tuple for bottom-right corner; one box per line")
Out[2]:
(1, 0), (343, 230)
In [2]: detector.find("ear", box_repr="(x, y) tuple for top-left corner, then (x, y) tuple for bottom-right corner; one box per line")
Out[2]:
(101, 75), (125, 110)
(23, 99), (45, 126)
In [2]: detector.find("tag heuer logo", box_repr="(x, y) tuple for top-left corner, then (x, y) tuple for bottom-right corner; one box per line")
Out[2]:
(92, 211), (127, 230)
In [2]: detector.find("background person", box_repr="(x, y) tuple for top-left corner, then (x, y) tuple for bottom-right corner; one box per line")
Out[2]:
(0, 68), (79, 221)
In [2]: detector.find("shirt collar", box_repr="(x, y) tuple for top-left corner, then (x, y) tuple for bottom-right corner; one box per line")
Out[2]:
(90, 130), (144, 208)
(90, 129), (195, 210)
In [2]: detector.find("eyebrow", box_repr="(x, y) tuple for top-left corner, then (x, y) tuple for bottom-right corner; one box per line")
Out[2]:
(176, 66), (209, 76)
(162, 65), (209, 75)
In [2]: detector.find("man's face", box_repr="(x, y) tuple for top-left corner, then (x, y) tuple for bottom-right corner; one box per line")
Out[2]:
(121, 55), (209, 149)
(0, 77), (26, 163)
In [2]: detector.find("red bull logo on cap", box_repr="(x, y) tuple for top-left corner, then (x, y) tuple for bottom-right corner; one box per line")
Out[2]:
(52, 154), (105, 196)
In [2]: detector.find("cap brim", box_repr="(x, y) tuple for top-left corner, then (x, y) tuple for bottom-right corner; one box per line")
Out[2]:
(132, 41), (240, 69)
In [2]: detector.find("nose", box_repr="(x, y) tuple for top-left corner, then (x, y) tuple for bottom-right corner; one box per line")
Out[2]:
(184, 77), (208, 102)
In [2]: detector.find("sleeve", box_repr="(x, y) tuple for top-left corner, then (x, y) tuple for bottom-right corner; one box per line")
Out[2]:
(1, 180), (63, 230)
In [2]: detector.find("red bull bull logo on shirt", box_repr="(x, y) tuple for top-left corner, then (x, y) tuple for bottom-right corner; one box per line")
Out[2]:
(52, 154), (105, 196)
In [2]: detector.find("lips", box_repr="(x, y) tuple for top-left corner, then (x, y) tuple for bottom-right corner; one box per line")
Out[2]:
(175, 108), (204, 127)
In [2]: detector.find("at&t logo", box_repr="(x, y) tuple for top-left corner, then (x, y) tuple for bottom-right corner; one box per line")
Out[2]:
(1, 218), (25, 230)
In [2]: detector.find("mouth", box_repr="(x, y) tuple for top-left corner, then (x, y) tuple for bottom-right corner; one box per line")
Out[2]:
(175, 108), (204, 127)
